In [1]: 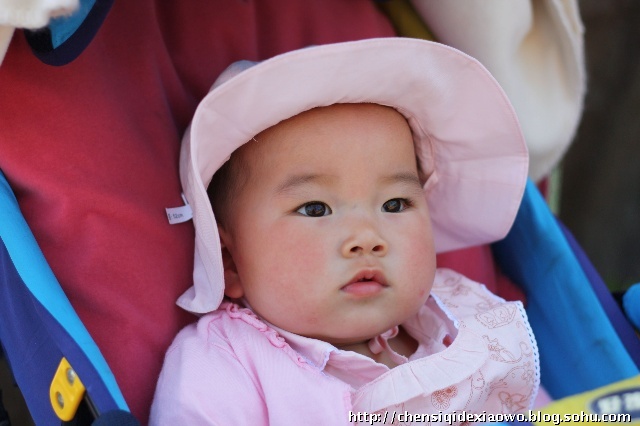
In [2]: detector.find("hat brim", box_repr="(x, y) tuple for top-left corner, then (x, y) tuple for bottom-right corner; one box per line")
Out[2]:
(179, 38), (528, 313)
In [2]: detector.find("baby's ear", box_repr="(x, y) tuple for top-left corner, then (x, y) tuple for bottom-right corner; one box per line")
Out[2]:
(218, 226), (243, 299)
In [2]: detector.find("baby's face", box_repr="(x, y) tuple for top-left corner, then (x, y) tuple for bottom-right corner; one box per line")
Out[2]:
(220, 103), (436, 346)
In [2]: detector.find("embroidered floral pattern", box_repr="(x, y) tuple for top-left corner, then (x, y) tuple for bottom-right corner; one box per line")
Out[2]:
(458, 372), (486, 412)
(498, 391), (528, 412)
(432, 386), (458, 410)
(470, 372), (486, 390)
(521, 362), (535, 384)
(483, 335), (523, 363)
(476, 304), (517, 329)
(451, 283), (470, 297)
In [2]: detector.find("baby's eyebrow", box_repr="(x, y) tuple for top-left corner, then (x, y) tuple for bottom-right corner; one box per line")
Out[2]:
(380, 172), (422, 188)
(275, 173), (337, 195)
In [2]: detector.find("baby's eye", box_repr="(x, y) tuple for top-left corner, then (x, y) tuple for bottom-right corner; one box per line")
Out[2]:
(382, 198), (411, 213)
(296, 202), (332, 217)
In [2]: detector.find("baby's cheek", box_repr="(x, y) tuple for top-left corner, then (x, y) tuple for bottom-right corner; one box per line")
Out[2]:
(404, 231), (436, 288)
(403, 222), (435, 257)
(269, 227), (330, 278)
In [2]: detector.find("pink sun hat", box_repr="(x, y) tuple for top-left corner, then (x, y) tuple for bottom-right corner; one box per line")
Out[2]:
(177, 38), (528, 314)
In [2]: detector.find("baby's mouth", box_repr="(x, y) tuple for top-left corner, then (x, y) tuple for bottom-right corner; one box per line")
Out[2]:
(341, 270), (388, 296)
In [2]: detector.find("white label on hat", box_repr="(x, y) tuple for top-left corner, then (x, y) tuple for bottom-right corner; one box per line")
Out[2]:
(166, 194), (193, 224)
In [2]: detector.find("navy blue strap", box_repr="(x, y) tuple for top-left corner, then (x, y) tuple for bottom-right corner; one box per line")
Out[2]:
(24, 0), (114, 66)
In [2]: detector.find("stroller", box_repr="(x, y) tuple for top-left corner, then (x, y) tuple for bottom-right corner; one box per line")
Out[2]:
(2, 171), (639, 424)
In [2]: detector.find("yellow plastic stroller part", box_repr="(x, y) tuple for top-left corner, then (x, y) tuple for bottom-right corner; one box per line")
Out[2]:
(534, 375), (640, 425)
(50, 357), (86, 421)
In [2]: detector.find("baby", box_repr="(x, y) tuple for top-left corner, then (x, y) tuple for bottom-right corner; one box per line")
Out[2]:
(151, 38), (538, 425)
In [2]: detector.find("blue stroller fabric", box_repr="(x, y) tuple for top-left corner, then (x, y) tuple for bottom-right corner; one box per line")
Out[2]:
(558, 220), (640, 366)
(624, 284), (640, 332)
(0, 172), (129, 424)
(493, 180), (639, 398)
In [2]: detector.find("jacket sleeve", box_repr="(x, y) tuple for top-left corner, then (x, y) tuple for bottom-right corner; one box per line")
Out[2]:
(149, 322), (267, 426)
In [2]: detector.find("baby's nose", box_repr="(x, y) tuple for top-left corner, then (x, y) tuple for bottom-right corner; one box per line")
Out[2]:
(341, 228), (388, 258)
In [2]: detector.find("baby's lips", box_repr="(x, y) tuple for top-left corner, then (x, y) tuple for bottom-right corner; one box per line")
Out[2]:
(342, 269), (388, 289)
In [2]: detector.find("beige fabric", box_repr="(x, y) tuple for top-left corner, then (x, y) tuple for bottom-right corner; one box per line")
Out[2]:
(411, 0), (586, 181)
(0, 0), (78, 65)
(0, 25), (14, 64)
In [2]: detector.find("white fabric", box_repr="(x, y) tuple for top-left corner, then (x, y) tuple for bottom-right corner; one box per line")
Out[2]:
(411, 0), (586, 180)
(0, 0), (78, 65)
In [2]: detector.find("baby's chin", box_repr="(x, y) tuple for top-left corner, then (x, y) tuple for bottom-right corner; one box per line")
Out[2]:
(316, 309), (424, 344)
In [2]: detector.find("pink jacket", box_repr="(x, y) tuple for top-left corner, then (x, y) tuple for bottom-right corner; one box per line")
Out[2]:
(150, 269), (539, 425)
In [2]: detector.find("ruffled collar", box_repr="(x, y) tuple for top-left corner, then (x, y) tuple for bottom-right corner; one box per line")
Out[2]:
(222, 269), (537, 416)
(233, 269), (463, 373)
(239, 290), (491, 412)
(254, 292), (468, 380)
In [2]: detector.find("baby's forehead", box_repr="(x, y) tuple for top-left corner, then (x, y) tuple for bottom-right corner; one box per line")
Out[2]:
(235, 103), (415, 158)
(227, 103), (421, 186)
